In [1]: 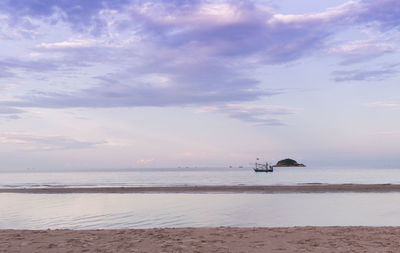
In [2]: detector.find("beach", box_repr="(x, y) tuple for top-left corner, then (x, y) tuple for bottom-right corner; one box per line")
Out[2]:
(2, 226), (400, 252)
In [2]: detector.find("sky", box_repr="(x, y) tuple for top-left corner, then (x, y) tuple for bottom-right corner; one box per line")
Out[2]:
(0, 0), (400, 170)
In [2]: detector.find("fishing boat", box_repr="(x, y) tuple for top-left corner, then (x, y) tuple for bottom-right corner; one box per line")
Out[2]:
(253, 158), (273, 172)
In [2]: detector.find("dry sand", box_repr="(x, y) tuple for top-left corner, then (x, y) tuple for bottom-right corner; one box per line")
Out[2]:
(2, 184), (400, 194)
(1, 227), (400, 252)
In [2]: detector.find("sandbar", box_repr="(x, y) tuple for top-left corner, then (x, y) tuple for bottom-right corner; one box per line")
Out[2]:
(1, 184), (400, 193)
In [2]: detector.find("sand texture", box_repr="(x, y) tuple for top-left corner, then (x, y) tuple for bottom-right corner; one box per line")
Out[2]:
(2, 184), (400, 194)
(1, 227), (400, 252)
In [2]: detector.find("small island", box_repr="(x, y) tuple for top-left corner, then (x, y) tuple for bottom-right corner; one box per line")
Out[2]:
(273, 158), (306, 167)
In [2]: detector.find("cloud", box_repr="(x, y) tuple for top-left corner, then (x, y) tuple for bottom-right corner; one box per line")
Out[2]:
(0, 107), (24, 114)
(36, 39), (96, 50)
(366, 101), (400, 109)
(0, 15), (41, 40)
(198, 104), (295, 126)
(0, 0), (341, 109)
(1, 51), (279, 108)
(2, 0), (400, 56)
(333, 65), (399, 82)
(125, 1), (336, 63)
(136, 158), (154, 165)
(0, 0), (132, 35)
(0, 0), (400, 114)
(328, 39), (394, 65)
(0, 59), (62, 76)
(354, 0), (400, 31)
(369, 131), (400, 137)
(0, 68), (15, 78)
(4, 115), (21, 120)
(2, 80), (271, 108)
(0, 107), (24, 120)
(0, 132), (104, 151)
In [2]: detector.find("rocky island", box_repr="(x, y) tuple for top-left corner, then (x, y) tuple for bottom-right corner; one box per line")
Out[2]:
(273, 158), (306, 167)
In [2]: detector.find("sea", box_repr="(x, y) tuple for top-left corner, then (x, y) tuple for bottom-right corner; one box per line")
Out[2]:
(2, 166), (400, 229)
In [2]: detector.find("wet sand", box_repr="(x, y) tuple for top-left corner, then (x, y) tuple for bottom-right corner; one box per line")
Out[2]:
(1, 227), (400, 252)
(1, 184), (400, 193)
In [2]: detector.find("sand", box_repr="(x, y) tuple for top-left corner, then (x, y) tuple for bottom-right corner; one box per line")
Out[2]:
(2, 184), (400, 193)
(1, 227), (400, 252)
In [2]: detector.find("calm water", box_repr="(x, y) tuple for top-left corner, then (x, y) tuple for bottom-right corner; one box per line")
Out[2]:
(2, 192), (400, 229)
(2, 167), (400, 229)
(1, 166), (400, 188)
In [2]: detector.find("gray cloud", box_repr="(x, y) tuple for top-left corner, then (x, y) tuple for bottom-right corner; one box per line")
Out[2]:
(0, 58), (66, 77)
(354, 0), (400, 30)
(3, 80), (274, 108)
(1, 59), (58, 70)
(0, 133), (104, 151)
(0, 68), (15, 78)
(0, 107), (24, 120)
(0, 107), (24, 114)
(4, 115), (21, 120)
(2, 47), (280, 108)
(333, 64), (400, 82)
(124, 1), (333, 63)
(0, 0), (132, 35)
(198, 104), (295, 126)
(0, 0), (399, 117)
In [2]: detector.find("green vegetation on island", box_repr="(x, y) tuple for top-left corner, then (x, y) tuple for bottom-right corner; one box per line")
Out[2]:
(273, 158), (306, 167)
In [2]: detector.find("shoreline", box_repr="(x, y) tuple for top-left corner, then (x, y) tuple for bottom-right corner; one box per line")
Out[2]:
(2, 184), (400, 193)
(2, 227), (400, 252)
